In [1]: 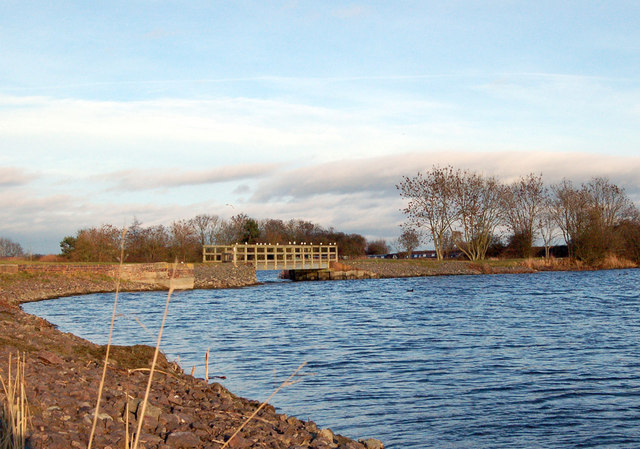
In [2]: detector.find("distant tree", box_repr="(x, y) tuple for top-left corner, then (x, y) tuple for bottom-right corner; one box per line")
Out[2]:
(450, 170), (505, 261)
(69, 225), (122, 262)
(615, 216), (640, 263)
(537, 200), (558, 261)
(550, 179), (590, 258)
(396, 228), (421, 258)
(397, 165), (457, 260)
(217, 214), (249, 244)
(584, 177), (636, 229)
(259, 218), (289, 244)
(0, 237), (24, 258)
(327, 231), (367, 258)
(241, 218), (260, 244)
(502, 173), (545, 258)
(365, 239), (389, 255)
(191, 214), (222, 247)
(170, 219), (199, 262)
(141, 225), (170, 262)
(125, 218), (146, 262)
(59, 236), (77, 259)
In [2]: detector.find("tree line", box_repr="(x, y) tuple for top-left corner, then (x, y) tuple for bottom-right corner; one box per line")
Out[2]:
(0, 237), (24, 258)
(59, 215), (384, 263)
(397, 167), (640, 264)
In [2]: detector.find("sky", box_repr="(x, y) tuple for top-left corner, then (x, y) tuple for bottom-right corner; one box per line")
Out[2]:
(1, 1), (640, 254)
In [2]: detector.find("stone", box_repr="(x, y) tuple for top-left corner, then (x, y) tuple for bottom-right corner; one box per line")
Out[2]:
(226, 434), (252, 448)
(165, 431), (202, 448)
(159, 413), (181, 432)
(359, 438), (385, 449)
(317, 428), (335, 441)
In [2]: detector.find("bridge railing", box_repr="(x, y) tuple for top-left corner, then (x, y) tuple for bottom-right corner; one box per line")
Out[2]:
(202, 244), (339, 270)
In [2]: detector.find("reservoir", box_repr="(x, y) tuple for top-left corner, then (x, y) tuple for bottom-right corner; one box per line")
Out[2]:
(23, 269), (640, 448)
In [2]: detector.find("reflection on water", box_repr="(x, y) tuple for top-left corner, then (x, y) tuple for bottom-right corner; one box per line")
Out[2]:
(23, 269), (640, 448)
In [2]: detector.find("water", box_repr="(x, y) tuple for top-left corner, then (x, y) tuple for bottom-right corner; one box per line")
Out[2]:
(23, 269), (640, 448)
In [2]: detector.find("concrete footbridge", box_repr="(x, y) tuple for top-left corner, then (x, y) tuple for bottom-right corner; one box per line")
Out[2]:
(202, 243), (338, 270)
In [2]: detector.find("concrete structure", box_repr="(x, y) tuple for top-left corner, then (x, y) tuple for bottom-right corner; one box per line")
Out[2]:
(202, 243), (338, 270)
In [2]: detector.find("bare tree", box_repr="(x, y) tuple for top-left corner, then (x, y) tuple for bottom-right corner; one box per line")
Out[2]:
(397, 165), (457, 260)
(141, 225), (170, 262)
(396, 227), (421, 258)
(0, 237), (24, 258)
(584, 177), (636, 229)
(537, 199), (558, 261)
(170, 219), (199, 262)
(451, 170), (505, 261)
(502, 173), (545, 257)
(550, 179), (591, 258)
(191, 214), (221, 247)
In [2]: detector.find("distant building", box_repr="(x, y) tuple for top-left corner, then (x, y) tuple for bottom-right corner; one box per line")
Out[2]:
(366, 250), (463, 260)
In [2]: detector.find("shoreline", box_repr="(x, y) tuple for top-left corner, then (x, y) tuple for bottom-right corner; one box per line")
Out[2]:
(0, 269), (382, 449)
(1, 258), (636, 448)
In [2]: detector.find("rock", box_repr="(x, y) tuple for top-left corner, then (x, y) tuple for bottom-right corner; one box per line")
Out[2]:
(359, 438), (385, 449)
(317, 428), (335, 441)
(226, 434), (252, 448)
(165, 431), (202, 448)
(159, 413), (181, 432)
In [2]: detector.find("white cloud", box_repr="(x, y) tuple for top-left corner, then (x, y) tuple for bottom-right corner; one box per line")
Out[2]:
(253, 151), (640, 201)
(3, 150), (640, 254)
(0, 167), (34, 187)
(102, 163), (280, 191)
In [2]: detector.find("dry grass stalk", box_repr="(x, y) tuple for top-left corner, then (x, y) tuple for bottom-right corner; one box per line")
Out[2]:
(221, 361), (307, 449)
(0, 353), (29, 449)
(205, 349), (210, 383)
(131, 261), (178, 449)
(88, 229), (127, 449)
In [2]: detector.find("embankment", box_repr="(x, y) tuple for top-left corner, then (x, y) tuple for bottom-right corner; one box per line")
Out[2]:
(345, 259), (534, 278)
(0, 264), (380, 449)
(283, 259), (536, 282)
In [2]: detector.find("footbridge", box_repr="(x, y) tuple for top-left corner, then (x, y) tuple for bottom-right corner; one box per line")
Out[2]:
(202, 243), (338, 270)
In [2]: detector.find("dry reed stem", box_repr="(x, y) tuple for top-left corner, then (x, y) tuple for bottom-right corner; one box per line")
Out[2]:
(132, 261), (178, 449)
(205, 349), (210, 383)
(88, 229), (127, 449)
(0, 353), (29, 449)
(220, 361), (307, 449)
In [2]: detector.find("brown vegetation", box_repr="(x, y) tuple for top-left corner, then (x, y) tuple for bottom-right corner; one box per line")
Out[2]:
(399, 166), (640, 265)
(59, 215), (373, 263)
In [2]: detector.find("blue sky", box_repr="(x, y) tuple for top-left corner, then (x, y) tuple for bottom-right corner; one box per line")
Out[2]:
(1, 1), (640, 253)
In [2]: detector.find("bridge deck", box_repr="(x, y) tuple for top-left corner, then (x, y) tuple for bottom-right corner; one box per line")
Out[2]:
(202, 244), (338, 270)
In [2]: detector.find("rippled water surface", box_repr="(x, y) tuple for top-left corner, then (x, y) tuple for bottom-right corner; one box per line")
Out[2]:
(23, 269), (640, 448)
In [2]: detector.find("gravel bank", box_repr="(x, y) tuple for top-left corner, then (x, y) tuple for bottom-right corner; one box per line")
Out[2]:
(0, 270), (381, 449)
(346, 259), (534, 278)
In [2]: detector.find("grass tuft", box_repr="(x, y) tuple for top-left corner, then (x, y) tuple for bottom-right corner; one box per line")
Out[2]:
(0, 353), (29, 449)
(598, 254), (637, 270)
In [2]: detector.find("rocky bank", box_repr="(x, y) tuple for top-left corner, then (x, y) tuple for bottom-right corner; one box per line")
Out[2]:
(0, 268), (383, 449)
(346, 259), (534, 278)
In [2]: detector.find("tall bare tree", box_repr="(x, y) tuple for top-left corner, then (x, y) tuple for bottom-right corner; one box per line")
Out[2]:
(584, 177), (636, 229)
(397, 165), (457, 260)
(537, 198), (558, 260)
(451, 170), (505, 261)
(550, 179), (590, 258)
(502, 173), (545, 257)
(191, 214), (222, 247)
